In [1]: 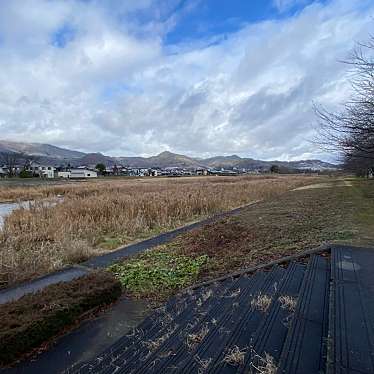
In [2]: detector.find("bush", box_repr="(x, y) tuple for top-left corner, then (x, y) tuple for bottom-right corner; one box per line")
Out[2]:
(19, 170), (33, 178)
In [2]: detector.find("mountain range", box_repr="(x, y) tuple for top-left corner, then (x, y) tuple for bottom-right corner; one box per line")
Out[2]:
(0, 140), (338, 171)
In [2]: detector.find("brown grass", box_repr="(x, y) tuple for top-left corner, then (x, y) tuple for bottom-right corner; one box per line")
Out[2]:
(278, 295), (297, 312)
(0, 175), (318, 287)
(186, 325), (210, 350)
(250, 293), (273, 313)
(194, 355), (213, 373)
(222, 346), (247, 367)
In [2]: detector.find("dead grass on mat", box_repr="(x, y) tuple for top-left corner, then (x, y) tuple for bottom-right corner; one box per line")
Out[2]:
(250, 352), (277, 374)
(222, 346), (247, 367)
(0, 175), (315, 287)
(250, 293), (273, 313)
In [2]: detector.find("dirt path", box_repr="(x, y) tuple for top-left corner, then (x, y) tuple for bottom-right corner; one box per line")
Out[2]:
(293, 179), (353, 190)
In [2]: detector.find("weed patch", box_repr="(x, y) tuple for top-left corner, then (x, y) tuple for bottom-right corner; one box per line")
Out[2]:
(251, 293), (273, 313)
(278, 295), (297, 312)
(109, 248), (208, 298)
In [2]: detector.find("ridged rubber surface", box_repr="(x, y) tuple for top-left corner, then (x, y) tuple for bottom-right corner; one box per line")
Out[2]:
(277, 255), (330, 374)
(67, 253), (356, 374)
(67, 277), (242, 373)
(328, 246), (374, 374)
(125, 272), (270, 374)
(204, 262), (305, 374)
(156, 267), (286, 374)
(240, 262), (307, 374)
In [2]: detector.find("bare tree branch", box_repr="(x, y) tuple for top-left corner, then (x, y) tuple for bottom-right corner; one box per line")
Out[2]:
(315, 34), (374, 175)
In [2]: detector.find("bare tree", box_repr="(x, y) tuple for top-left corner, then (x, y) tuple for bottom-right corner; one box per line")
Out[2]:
(0, 152), (20, 177)
(0, 152), (39, 177)
(315, 35), (374, 175)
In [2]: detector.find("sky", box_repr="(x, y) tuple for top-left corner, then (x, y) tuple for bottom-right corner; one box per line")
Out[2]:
(0, 0), (373, 161)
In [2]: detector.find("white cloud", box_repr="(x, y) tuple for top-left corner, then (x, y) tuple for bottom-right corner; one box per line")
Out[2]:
(0, 0), (373, 161)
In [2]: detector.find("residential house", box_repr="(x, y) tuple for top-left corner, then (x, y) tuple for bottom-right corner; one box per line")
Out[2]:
(196, 168), (208, 176)
(151, 169), (160, 176)
(28, 162), (57, 178)
(70, 168), (98, 178)
(57, 171), (71, 178)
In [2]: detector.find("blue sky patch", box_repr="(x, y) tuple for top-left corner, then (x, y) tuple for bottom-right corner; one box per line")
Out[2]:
(52, 24), (76, 48)
(164, 0), (321, 45)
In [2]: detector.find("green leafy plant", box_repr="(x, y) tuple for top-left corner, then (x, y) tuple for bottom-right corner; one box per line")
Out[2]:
(109, 249), (208, 297)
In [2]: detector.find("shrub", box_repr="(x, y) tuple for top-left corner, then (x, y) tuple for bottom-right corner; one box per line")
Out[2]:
(19, 170), (33, 178)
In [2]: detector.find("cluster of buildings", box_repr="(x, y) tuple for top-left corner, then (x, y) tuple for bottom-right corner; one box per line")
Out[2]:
(98, 165), (252, 177)
(0, 161), (254, 179)
(0, 163), (98, 179)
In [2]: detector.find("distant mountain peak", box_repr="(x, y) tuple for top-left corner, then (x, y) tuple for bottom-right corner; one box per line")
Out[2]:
(0, 139), (85, 160)
(157, 151), (176, 156)
(0, 140), (338, 171)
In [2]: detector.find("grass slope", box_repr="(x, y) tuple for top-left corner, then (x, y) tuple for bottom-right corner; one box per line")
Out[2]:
(111, 178), (374, 300)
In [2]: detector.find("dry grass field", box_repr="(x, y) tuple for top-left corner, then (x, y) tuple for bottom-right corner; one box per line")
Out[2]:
(0, 175), (318, 287)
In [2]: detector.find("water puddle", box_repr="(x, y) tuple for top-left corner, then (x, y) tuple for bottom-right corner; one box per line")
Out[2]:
(0, 197), (63, 229)
(0, 201), (31, 229)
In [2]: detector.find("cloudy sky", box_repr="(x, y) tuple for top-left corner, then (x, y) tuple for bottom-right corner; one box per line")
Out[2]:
(0, 0), (373, 161)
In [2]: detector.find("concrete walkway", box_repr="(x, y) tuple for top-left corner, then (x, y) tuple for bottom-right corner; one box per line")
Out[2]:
(0, 266), (89, 305)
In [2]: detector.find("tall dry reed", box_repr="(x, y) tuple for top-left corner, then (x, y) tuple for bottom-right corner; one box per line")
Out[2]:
(0, 175), (318, 287)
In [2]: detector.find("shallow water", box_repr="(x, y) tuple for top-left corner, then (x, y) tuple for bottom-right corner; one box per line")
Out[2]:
(0, 201), (31, 229)
(0, 198), (63, 229)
